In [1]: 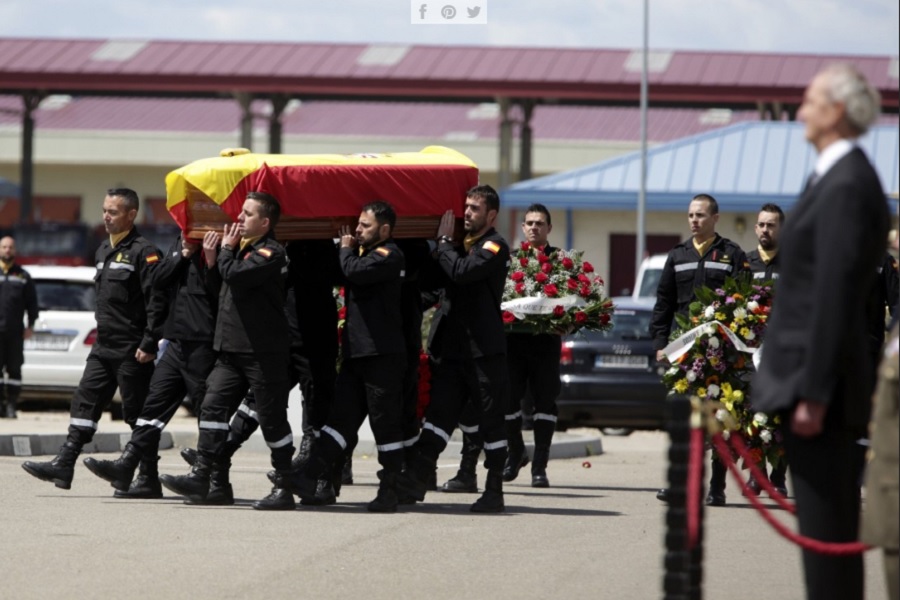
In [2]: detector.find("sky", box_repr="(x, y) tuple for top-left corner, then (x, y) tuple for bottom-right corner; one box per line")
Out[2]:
(0, 0), (897, 56)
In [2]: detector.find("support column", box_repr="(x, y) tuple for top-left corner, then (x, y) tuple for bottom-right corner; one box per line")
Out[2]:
(497, 97), (513, 191)
(268, 94), (290, 155)
(234, 92), (254, 151)
(518, 100), (535, 182)
(19, 92), (44, 225)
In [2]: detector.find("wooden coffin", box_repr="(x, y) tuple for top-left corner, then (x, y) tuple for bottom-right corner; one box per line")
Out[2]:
(165, 146), (478, 240)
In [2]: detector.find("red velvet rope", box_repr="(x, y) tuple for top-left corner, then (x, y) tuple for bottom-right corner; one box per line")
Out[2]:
(727, 433), (794, 513)
(686, 427), (704, 548)
(709, 434), (871, 556)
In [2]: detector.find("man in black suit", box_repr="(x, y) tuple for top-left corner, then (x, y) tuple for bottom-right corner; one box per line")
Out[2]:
(753, 64), (889, 600)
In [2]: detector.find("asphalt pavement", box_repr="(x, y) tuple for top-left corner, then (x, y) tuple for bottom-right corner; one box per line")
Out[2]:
(0, 413), (890, 600)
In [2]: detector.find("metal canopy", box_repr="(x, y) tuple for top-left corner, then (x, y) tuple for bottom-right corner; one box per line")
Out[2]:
(502, 121), (900, 213)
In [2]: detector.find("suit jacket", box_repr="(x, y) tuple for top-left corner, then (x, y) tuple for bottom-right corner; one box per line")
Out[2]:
(753, 147), (889, 431)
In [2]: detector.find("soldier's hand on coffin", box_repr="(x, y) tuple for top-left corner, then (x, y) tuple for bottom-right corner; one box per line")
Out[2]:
(437, 209), (455, 240)
(339, 225), (356, 249)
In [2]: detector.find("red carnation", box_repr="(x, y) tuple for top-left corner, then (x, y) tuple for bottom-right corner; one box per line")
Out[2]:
(520, 241), (531, 252)
(535, 272), (549, 283)
(543, 284), (559, 297)
(577, 273), (590, 283)
(338, 287), (346, 297)
(541, 262), (553, 274)
(514, 282), (525, 294)
(511, 271), (525, 282)
(583, 261), (594, 273)
(502, 310), (517, 324)
(600, 313), (610, 325)
(537, 252), (550, 264)
(579, 284), (592, 297)
(552, 305), (565, 317)
(566, 278), (579, 290)
(519, 257), (529, 268)
(338, 306), (347, 320)
(575, 311), (587, 324)
(562, 257), (574, 269)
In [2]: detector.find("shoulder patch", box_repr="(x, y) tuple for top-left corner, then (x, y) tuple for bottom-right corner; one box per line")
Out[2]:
(258, 247), (273, 259)
(375, 247), (391, 256)
(145, 254), (160, 264)
(483, 241), (501, 255)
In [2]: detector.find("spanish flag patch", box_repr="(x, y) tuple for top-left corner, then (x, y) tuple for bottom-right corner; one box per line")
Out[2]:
(375, 247), (391, 256)
(482, 241), (501, 255)
(258, 248), (273, 259)
(145, 254), (159, 264)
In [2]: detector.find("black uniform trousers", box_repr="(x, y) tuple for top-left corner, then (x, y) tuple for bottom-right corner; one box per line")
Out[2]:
(298, 346), (337, 436)
(67, 352), (154, 445)
(782, 418), (866, 600)
(417, 354), (509, 470)
(130, 340), (216, 458)
(0, 331), (24, 401)
(400, 349), (423, 446)
(198, 351), (294, 470)
(315, 354), (406, 474)
(507, 334), (561, 447)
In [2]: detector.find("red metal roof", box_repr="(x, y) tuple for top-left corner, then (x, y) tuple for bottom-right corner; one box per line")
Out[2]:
(0, 38), (896, 109)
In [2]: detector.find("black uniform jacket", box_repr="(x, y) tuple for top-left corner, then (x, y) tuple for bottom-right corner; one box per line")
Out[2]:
(285, 239), (341, 352)
(0, 263), (39, 333)
(867, 252), (900, 353)
(650, 234), (749, 350)
(747, 249), (780, 282)
(93, 227), (165, 357)
(753, 147), (889, 430)
(153, 235), (221, 343)
(214, 233), (289, 355)
(431, 228), (510, 360)
(338, 238), (405, 359)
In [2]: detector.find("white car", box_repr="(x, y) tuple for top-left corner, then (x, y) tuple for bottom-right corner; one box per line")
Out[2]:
(633, 253), (667, 300)
(20, 265), (107, 403)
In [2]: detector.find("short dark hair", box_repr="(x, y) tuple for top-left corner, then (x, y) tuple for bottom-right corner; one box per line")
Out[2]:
(107, 188), (139, 212)
(524, 203), (552, 226)
(759, 203), (785, 225)
(246, 191), (281, 229)
(467, 184), (500, 213)
(691, 193), (719, 215)
(361, 200), (397, 231)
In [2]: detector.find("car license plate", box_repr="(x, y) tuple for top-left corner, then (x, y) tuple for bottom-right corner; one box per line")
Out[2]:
(594, 354), (648, 369)
(25, 334), (73, 351)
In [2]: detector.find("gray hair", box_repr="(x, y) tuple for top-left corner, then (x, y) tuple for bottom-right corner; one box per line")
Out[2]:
(821, 63), (881, 135)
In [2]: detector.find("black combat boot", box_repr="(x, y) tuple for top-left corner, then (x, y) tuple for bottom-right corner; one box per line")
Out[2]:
(22, 441), (83, 489)
(114, 455), (164, 499)
(706, 456), (727, 506)
(291, 435), (315, 471)
(253, 472), (297, 511)
(180, 447), (199, 467)
(502, 436), (529, 482)
(159, 455), (212, 502)
(341, 455), (354, 485)
(186, 459), (234, 505)
(83, 443), (142, 492)
(470, 469), (504, 513)
(368, 471), (399, 513)
(396, 450), (436, 502)
(530, 445), (550, 488)
(769, 461), (788, 497)
(299, 479), (337, 506)
(4, 386), (19, 418)
(440, 434), (480, 493)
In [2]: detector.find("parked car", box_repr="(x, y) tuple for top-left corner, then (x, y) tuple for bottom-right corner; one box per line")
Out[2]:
(20, 265), (121, 413)
(556, 296), (667, 432)
(633, 253), (667, 300)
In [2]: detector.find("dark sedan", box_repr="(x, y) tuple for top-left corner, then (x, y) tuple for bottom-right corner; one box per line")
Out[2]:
(556, 297), (667, 432)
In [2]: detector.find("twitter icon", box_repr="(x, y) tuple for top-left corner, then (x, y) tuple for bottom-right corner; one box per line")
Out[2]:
(467, 6), (481, 18)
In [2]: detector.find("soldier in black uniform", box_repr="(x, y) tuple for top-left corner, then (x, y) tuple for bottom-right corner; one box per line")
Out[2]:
(0, 236), (39, 419)
(287, 201), (407, 512)
(651, 193), (750, 506)
(745, 203), (788, 496)
(396, 184), (512, 513)
(159, 191), (297, 511)
(22, 188), (165, 489)
(867, 250), (899, 368)
(441, 204), (563, 491)
(83, 230), (222, 500)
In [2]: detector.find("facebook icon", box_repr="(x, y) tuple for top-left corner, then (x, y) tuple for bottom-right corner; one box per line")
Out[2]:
(419, 4), (427, 19)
